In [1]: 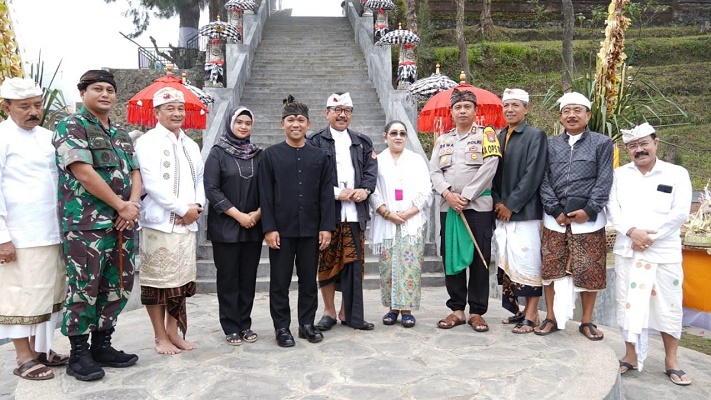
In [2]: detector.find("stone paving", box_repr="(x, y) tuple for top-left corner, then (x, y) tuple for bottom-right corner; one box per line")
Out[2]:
(2, 287), (709, 399)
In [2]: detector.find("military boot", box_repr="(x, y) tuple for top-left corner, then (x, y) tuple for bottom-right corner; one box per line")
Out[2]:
(90, 327), (139, 368)
(67, 334), (105, 381)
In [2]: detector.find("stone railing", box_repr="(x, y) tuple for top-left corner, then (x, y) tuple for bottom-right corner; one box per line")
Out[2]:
(345, 1), (423, 160)
(201, 0), (270, 160)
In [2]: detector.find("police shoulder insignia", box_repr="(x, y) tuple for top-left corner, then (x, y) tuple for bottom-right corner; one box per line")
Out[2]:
(482, 126), (502, 158)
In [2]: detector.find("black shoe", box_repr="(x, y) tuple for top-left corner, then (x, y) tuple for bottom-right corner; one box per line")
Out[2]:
(67, 334), (105, 381)
(90, 328), (139, 368)
(315, 315), (337, 331)
(275, 328), (295, 347)
(298, 324), (324, 343)
(341, 320), (375, 330)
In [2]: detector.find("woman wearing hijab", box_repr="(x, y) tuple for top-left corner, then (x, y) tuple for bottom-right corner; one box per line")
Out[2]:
(368, 121), (432, 328)
(204, 106), (263, 345)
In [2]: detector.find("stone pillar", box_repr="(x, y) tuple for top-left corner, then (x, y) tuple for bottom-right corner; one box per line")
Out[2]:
(374, 9), (389, 42)
(227, 7), (244, 43)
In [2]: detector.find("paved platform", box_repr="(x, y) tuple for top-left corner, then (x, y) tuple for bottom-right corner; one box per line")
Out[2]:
(2, 288), (709, 399)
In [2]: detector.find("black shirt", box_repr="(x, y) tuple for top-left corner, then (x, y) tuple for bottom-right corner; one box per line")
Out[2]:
(258, 141), (335, 237)
(204, 147), (264, 243)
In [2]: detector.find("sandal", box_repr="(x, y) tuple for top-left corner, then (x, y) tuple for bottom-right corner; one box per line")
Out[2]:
(665, 369), (692, 386)
(401, 314), (416, 328)
(437, 313), (465, 329)
(226, 333), (243, 346)
(533, 318), (560, 336)
(512, 319), (536, 334)
(502, 313), (525, 325)
(240, 329), (258, 343)
(467, 314), (489, 332)
(13, 359), (54, 381)
(36, 350), (69, 367)
(619, 360), (637, 375)
(382, 311), (399, 326)
(579, 322), (604, 341)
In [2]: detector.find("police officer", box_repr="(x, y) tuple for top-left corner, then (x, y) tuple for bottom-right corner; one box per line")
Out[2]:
(53, 70), (142, 381)
(430, 88), (501, 333)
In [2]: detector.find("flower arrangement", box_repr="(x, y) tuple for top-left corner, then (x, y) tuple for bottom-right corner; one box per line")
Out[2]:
(684, 183), (711, 247)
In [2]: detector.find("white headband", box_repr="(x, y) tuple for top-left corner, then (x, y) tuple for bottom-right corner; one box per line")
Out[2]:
(621, 122), (655, 144)
(558, 92), (591, 111)
(0, 77), (43, 100)
(502, 88), (529, 104)
(326, 92), (353, 108)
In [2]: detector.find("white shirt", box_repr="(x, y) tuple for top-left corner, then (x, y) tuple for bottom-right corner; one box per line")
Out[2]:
(606, 158), (692, 262)
(331, 128), (358, 222)
(135, 123), (205, 234)
(0, 118), (60, 247)
(542, 130), (607, 234)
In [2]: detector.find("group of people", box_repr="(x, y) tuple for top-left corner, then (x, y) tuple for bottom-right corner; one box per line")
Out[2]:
(0, 71), (693, 386)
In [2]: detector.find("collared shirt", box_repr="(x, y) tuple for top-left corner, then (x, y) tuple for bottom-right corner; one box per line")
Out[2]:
(430, 125), (500, 212)
(53, 107), (139, 231)
(332, 128), (358, 222)
(606, 159), (692, 262)
(135, 123), (205, 234)
(0, 118), (60, 247)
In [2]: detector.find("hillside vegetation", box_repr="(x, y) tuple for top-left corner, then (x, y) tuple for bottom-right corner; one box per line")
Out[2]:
(416, 25), (711, 189)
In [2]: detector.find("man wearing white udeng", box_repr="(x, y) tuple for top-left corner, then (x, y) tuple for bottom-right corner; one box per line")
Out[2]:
(0, 78), (67, 380)
(135, 87), (205, 355)
(606, 122), (692, 386)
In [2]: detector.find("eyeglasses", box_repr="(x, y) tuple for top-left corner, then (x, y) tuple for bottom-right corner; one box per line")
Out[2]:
(387, 131), (407, 138)
(560, 107), (588, 116)
(625, 140), (653, 151)
(330, 107), (353, 116)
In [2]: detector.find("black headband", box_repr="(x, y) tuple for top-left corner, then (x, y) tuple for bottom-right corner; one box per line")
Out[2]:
(77, 70), (117, 92)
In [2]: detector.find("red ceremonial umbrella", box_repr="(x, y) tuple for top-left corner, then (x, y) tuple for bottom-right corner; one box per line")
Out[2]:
(127, 74), (210, 129)
(418, 83), (505, 133)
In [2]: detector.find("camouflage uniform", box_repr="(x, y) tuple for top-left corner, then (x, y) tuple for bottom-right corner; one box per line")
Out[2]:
(53, 107), (139, 337)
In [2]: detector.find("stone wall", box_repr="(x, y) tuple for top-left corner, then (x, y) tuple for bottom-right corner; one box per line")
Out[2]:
(428, 0), (711, 28)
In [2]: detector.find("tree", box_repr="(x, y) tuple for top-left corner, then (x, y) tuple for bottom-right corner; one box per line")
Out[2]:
(480, 0), (494, 38)
(561, 0), (575, 90)
(454, 0), (470, 79)
(403, 0), (418, 76)
(106, 0), (210, 46)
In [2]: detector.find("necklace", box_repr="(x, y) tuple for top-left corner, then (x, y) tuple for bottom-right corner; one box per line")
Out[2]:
(235, 158), (254, 179)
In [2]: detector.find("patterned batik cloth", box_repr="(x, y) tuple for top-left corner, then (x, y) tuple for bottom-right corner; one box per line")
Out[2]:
(615, 257), (683, 371)
(379, 225), (424, 311)
(141, 282), (196, 339)
(495, 220), (543, 315)
(540, 225), (607, 329)
(318, 222), (365, 284)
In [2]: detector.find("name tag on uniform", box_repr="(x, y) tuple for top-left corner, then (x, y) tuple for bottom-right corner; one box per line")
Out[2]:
(395, 189), (403, 201)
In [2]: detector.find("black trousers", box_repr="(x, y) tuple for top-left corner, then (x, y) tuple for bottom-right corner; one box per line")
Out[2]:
(440, 210), (494, 315)
(213, 241), (261, 335)
(269, 236), (319, 329)
(341, 222), (367, 327)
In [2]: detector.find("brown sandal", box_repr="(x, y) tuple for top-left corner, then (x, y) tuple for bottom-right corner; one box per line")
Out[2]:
(437, 313), (465, 329)
(13, 359), (54, 380)
(468, 314), (489, 332)
(37, 350), (69, 366)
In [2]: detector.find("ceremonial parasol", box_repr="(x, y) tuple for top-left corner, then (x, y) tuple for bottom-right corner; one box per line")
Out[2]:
(127, 74), (209, 130)
(364, 0), (395, 10)
(418, 80), (505, 133)
(180, 71), (214, 106)
(224, 0), (259, 11)
(375, 27), (420, 46)
(408, 63), (457, 99)
(199, 19), (241, 42)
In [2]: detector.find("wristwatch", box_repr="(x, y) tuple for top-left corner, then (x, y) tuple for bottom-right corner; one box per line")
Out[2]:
(364, 188), (372, 197)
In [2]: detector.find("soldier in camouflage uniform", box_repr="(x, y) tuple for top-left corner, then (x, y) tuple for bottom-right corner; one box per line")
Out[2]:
(53, 70), (143, 381)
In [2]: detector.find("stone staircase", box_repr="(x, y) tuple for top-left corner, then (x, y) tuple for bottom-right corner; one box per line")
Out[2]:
(195, 15), (442, 293)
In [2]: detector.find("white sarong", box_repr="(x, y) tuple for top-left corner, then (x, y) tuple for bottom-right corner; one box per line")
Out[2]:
(139, 228), (197, 289)
(495, 219), (543, 287)
(615, 256), (683, 371)
(0, 245), (65, 353)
